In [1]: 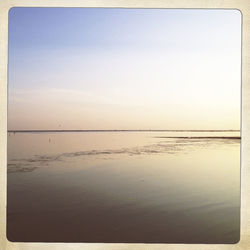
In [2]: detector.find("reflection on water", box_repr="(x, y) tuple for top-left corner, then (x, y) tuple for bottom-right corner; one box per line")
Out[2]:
(7, 131), (240, 243)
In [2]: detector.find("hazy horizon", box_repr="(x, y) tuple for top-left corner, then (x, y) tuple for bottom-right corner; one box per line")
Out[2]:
(7, 129), (240, 131)
(8, 8), (241, 130)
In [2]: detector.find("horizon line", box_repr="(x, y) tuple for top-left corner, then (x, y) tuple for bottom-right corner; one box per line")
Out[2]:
(7, 129), (240, 133)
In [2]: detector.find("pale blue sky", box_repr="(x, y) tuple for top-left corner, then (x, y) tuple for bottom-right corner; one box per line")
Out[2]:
(8, 8), (241, 130)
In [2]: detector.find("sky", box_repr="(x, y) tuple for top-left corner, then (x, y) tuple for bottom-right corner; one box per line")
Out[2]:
(8, 8), (241, 130)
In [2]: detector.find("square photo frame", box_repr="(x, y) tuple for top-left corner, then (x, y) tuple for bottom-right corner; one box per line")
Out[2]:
(0, 1), (249, 250)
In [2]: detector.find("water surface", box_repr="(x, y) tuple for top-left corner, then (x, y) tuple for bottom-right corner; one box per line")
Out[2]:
(7, 131), (241, 243)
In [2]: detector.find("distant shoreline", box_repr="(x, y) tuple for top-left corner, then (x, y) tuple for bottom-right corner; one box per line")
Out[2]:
(154, 136), (241, 139)
(7, 129), (240, 133)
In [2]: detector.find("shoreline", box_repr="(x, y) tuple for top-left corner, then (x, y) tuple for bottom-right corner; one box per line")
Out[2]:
(7, 129), (240, 133)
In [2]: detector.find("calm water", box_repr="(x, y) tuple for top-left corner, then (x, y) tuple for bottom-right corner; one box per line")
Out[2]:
(7, 131), (241, 243)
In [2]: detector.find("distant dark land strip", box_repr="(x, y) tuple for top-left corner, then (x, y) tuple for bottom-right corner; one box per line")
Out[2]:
(154, 136), (241, 139)
(7, 129), (240, 133)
